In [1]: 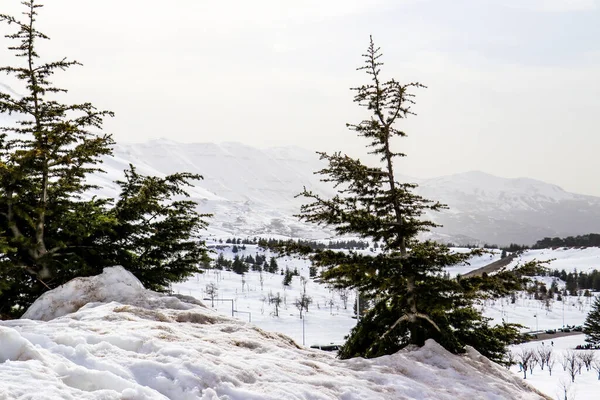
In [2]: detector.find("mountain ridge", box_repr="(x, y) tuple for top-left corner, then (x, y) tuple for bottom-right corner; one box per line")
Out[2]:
(85, 140), (600, 246)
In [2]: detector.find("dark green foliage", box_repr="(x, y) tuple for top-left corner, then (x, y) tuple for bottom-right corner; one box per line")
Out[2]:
(584, 297), (600, 345)
(549, 269), (600, 292)
(272, 37), (525, 362)
(231, 255), (248, 275)
(264, 256), (278, 274)
(0, 2), (210, 316)
(214, 253), (229, 270)
(282, 268), (293, 286)
(0, 1), (113, 282)
(95, 166), (211, 290)
(534, 233), (600, 249)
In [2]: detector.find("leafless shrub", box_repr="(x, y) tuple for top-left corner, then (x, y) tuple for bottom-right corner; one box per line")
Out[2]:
(517, 349), (535, 379)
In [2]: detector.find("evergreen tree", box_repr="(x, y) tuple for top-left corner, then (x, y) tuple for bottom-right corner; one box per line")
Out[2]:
(584, 296), (600, 345)
(282, 268), (293, 286)
(273, 37), (526, 362)
(94, 166), (210, 290)
(268, 256), (278, 274)
(231, 255), (247, 275)
(0, 1), (114, 313)
(0, 2), (210, 316)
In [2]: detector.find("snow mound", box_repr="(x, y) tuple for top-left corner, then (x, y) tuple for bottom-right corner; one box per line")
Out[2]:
(0, 269), (551, 399)
(22, 266), (197, 321)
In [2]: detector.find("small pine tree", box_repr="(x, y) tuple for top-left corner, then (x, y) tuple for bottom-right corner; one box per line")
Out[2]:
(268, 257), (278, 274)
(231, 255), (247, 275)
(584, 296), (600, 345)
(282, 268), (293, 286)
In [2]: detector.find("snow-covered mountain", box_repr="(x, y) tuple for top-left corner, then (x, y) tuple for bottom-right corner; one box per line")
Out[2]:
(419, 171), (600, 245)
(93, 140), (339, 239)
(93, 140), (600, 246)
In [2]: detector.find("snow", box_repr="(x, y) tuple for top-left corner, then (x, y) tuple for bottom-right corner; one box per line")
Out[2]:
(172, 244), (357, 346)
(82, 139), (600, 245)
(510, 334), (600, 400)
(0, 266), (548, 399)
(506, 247), (600, 274)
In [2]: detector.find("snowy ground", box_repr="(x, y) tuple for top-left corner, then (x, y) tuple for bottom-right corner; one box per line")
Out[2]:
(1, 244), (599, 398)
(0, 267), (548, 399)
(507, 247), (600, 273)
(173, 244), (358, 346)
(510, 334), (600, 400)
(169, 244), (600, 399)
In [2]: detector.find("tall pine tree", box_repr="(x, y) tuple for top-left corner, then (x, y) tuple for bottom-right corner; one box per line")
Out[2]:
(277, 37), (526, 362)
(584, 296), (600, 345)
(0, 0), (113, 300)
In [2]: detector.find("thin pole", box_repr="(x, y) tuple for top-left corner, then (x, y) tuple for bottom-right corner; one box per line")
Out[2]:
(356, 291), (360, 322)
(302, 316), (305, 346)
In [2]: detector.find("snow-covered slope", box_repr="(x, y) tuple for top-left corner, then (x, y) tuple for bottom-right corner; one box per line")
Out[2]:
(420, 171), (600, 246)
(504, 246), (600, 273)
(0, 267), (550, 399)
(93, 140), (600, 245)
(92, 140), (338, 239)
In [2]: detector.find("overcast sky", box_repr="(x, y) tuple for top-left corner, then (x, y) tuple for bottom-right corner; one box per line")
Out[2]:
(1, 0), (599, 196)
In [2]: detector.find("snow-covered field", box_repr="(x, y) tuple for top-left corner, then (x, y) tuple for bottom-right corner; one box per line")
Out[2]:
(1, 244), (599, 398)
(510, 335), (600, 400)
(507, 247), (600, 273)
(169, 244), (600, 399)
(0, 267), (548, 399)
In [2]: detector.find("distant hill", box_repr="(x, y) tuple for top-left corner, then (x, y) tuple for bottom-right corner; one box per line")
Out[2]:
(81, 139), (600, 245)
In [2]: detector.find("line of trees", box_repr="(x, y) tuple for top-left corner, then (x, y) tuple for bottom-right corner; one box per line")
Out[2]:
(534, 234), (600, 249)
(221, 237), (370, 250)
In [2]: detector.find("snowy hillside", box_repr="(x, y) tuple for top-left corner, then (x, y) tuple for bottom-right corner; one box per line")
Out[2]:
(0, 267), (550, 400)
(420, 171), (600, 246)
(91, 140), (600, 245)
(91, 140), (338, 239)
(503, 247), (600, 274)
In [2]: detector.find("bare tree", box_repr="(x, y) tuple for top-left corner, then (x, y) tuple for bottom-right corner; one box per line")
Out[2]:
(547, 354), (555, 376)
(504, 350), (516, 370)
(528, 353), (538, 375)
(592, 360), (600, 380)
(537, 345), (552, 370)
(300, 276), (308, 293)
(327, 298), (335, 315)
(270, 292), (282, 317)
(517, 349), (534, 379)
(294, 293), (313, 319)
(556, 378), (575, 400)
(259, 295), (266, 315)
(259, 271), (264, 291)
(578, 351), (595, 371)
(205, 283), (218, 307)
(563, 351), (580, 382)
(559, 353), (568, 372)
(338, 288), (349, 310)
